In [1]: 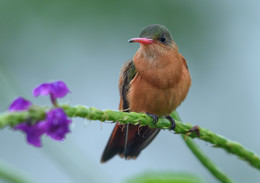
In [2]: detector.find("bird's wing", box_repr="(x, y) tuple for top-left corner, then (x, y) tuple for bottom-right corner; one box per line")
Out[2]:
(101, 59), (160, 162)
(119, 59), (136, 111)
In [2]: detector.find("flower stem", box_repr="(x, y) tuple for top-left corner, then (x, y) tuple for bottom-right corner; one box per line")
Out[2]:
(0, 104), (260, 173)
(172, 112), (234, 183)
(50, 95), (58, 107)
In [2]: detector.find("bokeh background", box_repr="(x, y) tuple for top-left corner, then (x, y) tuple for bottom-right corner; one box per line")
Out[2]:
(0, 0), (260, 182)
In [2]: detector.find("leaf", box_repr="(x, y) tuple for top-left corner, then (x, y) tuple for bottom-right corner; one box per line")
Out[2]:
(125, 171), (205, 183)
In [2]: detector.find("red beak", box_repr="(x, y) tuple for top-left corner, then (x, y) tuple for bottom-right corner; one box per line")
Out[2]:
(128, 38), (153, 44)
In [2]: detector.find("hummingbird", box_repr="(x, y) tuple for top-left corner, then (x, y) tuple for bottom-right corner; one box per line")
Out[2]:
(101, 24), (191, 163)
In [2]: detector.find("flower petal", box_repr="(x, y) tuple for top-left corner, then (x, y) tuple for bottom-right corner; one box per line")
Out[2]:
(33, 83), (50, 97)
(32, 81), (70, 99)
(15, 121), (47, 147)
(9, 97), (32, 112)
(45, 108), (71, 141)
(50, 81), (70, 98)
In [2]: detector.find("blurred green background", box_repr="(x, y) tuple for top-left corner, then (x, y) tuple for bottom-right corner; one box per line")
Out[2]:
(0, 0), (260, 182)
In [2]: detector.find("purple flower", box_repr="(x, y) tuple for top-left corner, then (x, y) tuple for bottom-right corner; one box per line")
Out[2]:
(14, 108), (71, 146)
(9, 97), (32, 112)
(9, 97), (45, 147)
(15, 121), (47, 147)
(33, 81), (70, 105)
(45, 108), (71, 141)
(9, 81), (71, 147)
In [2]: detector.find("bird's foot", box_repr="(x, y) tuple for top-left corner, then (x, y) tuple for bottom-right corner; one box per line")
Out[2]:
(146, 113), (159, 125)
(185, 125), (200, 140)
(165, 115), (176, 130)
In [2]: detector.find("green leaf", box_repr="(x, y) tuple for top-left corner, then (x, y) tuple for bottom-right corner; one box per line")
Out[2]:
(125, 171), (205, 183)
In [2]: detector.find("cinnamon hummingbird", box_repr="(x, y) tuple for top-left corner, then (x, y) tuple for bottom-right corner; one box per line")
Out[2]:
(101, 24), (191, 163)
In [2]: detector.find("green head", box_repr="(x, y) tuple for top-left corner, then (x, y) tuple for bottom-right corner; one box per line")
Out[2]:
(129, 24), (173, 46)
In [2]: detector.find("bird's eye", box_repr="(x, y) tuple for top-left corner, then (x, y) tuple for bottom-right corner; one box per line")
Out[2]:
(160, 35), (166, 43)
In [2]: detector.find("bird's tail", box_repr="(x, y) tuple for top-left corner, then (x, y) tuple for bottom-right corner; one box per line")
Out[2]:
(101, 123), (160, 163)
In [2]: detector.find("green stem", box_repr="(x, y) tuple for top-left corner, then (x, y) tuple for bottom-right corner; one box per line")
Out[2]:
(182, 137), (233, 183)
(173, 112), (233, 183)
(0, 160), (32, 183)
(1, 104), (260, 173)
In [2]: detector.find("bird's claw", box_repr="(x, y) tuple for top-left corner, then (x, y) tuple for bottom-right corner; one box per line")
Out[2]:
(146, 113), (159, 125)
(146, 113), (177, 131)
(165, 115), (176, 130)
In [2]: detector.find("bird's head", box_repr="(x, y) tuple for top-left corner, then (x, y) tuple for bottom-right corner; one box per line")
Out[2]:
(128, 24), (177, 60)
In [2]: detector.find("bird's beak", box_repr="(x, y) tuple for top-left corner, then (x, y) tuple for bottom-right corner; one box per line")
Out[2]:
(128, 38), (153, 44)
